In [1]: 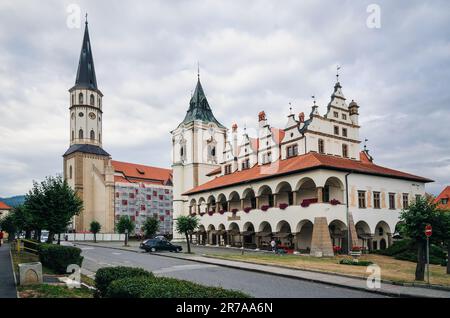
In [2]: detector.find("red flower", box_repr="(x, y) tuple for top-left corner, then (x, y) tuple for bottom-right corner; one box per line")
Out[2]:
(330, 199), (341, 205)
(218, 209), (225, 214)
(243, 207), (252, 213)
(279, 203), (288, 210)
(261, 205), (270, 211)
(231, 208), (238, 213)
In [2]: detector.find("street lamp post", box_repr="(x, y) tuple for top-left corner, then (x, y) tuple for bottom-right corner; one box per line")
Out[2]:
(125, 229), (129, 246)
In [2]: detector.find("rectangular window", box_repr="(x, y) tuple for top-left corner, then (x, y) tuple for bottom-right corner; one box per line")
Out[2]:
(241, 159), (250, 170)
(224, 164), (232, 174)
(342, 114), (347, 120)
(129, 193), (135, 199)
(358, 191), (366, 208)
(333, 111), (339, 118)
(373, 191), (381, 209)
(334, 126), (339, 135)
(389, 193), (395, 209)
(415, 194), (421, 202)
(286, 144), (298, 158)
(442, 198), (449, 205)
(122, 200), (128, 206)
(402, 193), (409, 209)
(342, 128), (347, 137)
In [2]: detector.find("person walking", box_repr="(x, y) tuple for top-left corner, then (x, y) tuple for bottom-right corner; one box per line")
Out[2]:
(270, 238), (276, 253)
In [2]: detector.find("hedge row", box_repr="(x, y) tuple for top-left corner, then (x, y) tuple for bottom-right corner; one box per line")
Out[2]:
(95, 266), (249, 298)
(94, 266), (154, 297)
(106, 276), (250, 298)
(37, 244), (83, 274)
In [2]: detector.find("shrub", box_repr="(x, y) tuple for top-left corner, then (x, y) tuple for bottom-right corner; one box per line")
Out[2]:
(105, 276), (250, 298)
(95, 266), (154, 298)
(373, 239), (446, 265)
(37, 244), (83, 274)
(339, 259), (373, 266)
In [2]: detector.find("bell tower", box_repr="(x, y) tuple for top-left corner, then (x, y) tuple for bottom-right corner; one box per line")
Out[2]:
(63, 19), (115, 233)
(171, 73), (227, 240)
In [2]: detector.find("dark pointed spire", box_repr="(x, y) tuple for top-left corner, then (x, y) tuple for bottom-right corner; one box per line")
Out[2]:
(73, 18), (98, 91)
(179, 75), (225, 128)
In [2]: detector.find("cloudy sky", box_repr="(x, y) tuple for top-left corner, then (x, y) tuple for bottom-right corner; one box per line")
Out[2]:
(0, 0), (449, 197)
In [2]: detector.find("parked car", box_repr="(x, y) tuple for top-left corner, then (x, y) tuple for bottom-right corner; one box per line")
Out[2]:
(140, 239), (182, 253)
(40, 231), (49, 243)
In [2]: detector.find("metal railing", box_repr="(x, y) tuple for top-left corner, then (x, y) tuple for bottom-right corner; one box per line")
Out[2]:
(16, 239), (39, 254)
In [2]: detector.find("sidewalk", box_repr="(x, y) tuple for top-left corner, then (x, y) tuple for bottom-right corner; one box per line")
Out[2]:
(73, 241), (450, 298)
(0, 244), (17, 298)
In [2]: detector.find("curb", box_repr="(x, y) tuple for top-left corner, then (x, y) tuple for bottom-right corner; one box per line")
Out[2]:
(74, 242), (450, 298)
(9, 246), (19, 298)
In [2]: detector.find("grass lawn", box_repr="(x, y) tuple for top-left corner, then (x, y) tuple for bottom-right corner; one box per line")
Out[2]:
(204, 252), (450, 287)
(17, 284), (93, 298)
(10, 249), (95, 298)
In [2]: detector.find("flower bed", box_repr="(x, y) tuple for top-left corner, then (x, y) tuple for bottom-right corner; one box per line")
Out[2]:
(279, 203), (288, 210)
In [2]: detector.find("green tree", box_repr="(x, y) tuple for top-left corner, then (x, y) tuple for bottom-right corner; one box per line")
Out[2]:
(432, 211), (450, 274)
(0, 214), (17, 242)
(399, 196), (443, 280)
(142, 217), (160, 239)
(12, 205), (33, 239)
(116, 216), (134, 234)
(24, 175), (83, 244)
(175, 215), (199, 254)
(90, 221), (101, 243)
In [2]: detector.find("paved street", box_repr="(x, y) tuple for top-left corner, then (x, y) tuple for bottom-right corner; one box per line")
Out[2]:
(73, 243), (384, 298)
(0, 244), (17, 298)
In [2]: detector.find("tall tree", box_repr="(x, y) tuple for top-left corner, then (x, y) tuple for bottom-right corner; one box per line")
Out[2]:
(175, 215), (199, 254)
(90, 221), (101, 243)
(116, 216), (134, 234)
(399, 196), (442, 281)
(25, 175), (83, 244)
(12, 205), (33, 239)
(142, 217), (160, 239)
(0, 214), (17, 242)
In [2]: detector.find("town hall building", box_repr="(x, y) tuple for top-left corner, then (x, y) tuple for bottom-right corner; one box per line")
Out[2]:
(172, 73), (433, 256)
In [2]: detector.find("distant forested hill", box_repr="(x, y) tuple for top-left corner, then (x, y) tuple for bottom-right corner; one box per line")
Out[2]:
(0, 195), (25, 207)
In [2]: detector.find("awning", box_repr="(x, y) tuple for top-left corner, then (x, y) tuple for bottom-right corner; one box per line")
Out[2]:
(256, 231), (273, 237)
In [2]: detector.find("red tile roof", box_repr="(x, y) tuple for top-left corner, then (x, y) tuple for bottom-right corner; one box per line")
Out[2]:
(0, 201), (11, 210)
(434, 186), (450, 210)
(184, 152), (432, 195)
(112, 160), (172, 185)
(271, 127), (286, 144)
(206, 167), (222, 177)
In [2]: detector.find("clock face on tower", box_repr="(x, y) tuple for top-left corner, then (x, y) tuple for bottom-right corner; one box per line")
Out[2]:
(89, 112), (96, 120)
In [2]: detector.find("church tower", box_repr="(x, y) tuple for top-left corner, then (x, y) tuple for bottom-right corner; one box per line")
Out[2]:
(171, 74), (227, 240)
(63, 20), (115, 233)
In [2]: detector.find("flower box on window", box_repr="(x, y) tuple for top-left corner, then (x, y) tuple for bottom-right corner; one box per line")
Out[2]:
(279, 203), (288, 210)
(218, 209), (225, 215)
(231, 208), (238, 213)
(300, 198), (318, 207)
(243, 207), (252, 213)
(207, 211), (214, 216)
(330, 199), (341, 205)
(261, 205), (270, 211)
(199, 212), (205, 216)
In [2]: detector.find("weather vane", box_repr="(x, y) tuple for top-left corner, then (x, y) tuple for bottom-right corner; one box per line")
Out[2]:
(311, 95), (316, 106)
(289, 102), (292, 114)
(85, 12), (88, 24)
(364, 138), (368, 151)
(197, 61), (200, 79)
(336, 65), (341, 81)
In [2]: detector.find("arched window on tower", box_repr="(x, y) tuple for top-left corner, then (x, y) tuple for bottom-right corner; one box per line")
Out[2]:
(99, 133), (101, 143)
(71, 130), (74, 141)
(90, 130), (95, 140)
(79, 129), (83, 139)
(90, 94), (95, 106)
(318, 139), (325, 154)
(98, 97), (101, 108)
(342, 144), (348, 158)
(69, 166), (73, 179)
(79, 93), (83, 104)
(71, 94), (74, 106)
